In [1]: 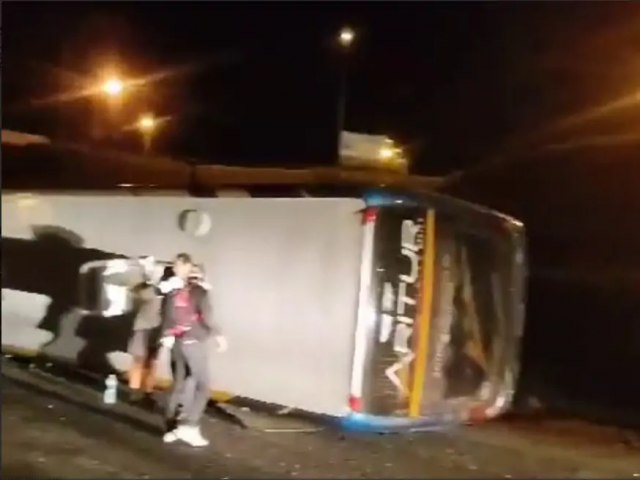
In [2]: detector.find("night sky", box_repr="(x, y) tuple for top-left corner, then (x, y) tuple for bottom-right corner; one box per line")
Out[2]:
(4, 2), (640, 174)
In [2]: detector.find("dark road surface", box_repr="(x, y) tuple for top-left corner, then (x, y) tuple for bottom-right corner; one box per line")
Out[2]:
(2, 359), (640, 479)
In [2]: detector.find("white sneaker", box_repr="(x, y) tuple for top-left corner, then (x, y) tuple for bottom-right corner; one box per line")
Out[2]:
(163, 430), (179, 443)
(175, 425), (209, 447)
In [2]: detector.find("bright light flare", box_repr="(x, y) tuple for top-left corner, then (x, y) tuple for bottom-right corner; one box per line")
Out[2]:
(339, 27), (355, 47)
(101, 78), (124, 97)
(137, 114), (156, 132)
(378, 146), (394, 160)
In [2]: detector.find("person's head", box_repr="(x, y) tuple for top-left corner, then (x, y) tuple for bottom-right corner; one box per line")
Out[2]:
(173, 253), (193, 280)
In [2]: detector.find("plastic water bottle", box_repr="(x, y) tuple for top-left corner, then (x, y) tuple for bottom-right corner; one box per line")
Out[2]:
(103, 374), (118, 405)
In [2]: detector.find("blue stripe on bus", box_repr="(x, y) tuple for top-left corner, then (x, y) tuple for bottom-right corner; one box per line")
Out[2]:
(338, 412), (458, 433)
(363, 190), (420, 207)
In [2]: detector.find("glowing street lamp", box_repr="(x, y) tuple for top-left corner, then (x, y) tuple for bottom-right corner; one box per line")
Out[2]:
(101, 77), (124, 97)
(339, 27), (355, 48)
(89, 75), (126, 140)
(137, 114), (156, 132)
(137, 114), (158, 153)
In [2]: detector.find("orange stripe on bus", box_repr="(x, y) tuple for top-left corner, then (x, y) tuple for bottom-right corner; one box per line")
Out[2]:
(409, 209), (436, 418)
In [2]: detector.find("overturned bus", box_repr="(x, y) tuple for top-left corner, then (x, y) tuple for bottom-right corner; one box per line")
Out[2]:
(1, 134), (526, 432)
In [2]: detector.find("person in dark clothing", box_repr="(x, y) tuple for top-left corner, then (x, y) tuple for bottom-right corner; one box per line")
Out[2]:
(160, 253), (226, 447)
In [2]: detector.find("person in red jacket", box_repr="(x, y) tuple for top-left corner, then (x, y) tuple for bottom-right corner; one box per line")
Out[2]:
(159, 253), (227, 447)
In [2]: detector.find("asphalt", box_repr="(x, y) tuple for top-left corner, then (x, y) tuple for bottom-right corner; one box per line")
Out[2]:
(2, 358), (640, 479)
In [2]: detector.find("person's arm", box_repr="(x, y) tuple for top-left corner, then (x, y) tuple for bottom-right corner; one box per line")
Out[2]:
(159, 294), (175, 336)
(158, 276), (184, 294)
(158, 295), (181, 349)
(139, 283), (158, 301)
(198, 289), (221, 337)
(198, 288), (227, 351)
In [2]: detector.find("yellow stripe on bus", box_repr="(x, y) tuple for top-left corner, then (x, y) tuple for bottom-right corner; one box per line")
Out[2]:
(409, 209), (436, 418)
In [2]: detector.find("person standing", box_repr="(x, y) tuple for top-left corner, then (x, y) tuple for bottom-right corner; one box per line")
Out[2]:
(127, 257), (164, 405)
(160, 253), (227, 447)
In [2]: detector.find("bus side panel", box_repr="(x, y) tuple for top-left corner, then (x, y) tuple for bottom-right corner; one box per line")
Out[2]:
(1, 194), (365, 416)
(194, 197), (365, 416)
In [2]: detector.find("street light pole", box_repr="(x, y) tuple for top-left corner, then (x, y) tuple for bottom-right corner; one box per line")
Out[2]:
(337, 26), (355, 161)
